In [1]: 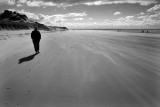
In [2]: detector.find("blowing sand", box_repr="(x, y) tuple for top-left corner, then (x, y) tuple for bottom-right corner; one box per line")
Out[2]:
(0, 30), (160, 107)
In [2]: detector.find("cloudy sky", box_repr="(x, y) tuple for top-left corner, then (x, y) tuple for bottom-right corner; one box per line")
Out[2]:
(0, 0), (160, 29)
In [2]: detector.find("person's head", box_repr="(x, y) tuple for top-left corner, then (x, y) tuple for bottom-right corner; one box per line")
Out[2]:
(34, 27), (38, 31)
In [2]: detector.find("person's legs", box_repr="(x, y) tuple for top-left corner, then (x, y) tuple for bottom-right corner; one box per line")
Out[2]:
(32, 40), (37, 52)
(33, 40), (40, 53)
(37, 40), (40, 53)
(35, 42), (38, 53)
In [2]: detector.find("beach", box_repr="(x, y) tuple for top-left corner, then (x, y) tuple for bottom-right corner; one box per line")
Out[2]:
(0, 30), (160, 107)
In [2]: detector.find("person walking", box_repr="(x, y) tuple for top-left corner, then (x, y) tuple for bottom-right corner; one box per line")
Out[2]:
(31, 27), (41, 54)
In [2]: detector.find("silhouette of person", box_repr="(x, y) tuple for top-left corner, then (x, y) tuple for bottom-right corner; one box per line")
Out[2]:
(31, 27), (41, 53)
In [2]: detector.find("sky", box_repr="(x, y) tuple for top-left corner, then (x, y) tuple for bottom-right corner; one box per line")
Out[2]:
(0, 0), (160, 29)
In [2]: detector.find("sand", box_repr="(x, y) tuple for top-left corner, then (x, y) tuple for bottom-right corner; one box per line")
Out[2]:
(0, 30), (160, 107)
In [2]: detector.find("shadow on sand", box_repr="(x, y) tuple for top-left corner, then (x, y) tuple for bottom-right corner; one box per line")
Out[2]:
(18, 53), (38, 64)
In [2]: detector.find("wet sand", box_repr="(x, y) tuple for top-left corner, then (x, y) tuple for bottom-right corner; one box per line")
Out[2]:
(0, 30), (160, 107)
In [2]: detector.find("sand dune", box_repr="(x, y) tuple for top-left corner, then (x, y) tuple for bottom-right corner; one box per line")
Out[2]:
(0, 30), (160, 107)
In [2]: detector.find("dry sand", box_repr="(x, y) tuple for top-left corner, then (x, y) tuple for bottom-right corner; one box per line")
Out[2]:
(0, 30), (160, 107)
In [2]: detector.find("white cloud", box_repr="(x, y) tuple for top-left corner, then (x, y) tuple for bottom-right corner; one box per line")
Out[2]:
(147, 4), (160, 12)
(64, 22), (99, 29)
(137, 12), (145, 15)
(52, 12), (87, 18)
(74, 18), (84, 20)
(117, 17), (125, 21)
(103, 15), (159, 28)
(148, 14), (159, 19)
(53, 11), (160, 28)
(137, 15), (148, 19)
(125, 16), (134, 20)
(17, 0), (27, 4)
(66, 12), (87, 17)
(8, 9), (88, 26)
(14, 11), (86, 24)
(0, 0), (157, 7)
(89, 18), (93, 20)
(4, 6), (160, 29)
(82, 0), (157, 6)
(26, 0), (57, 7)
(103, 18), (153, 28)
(114, 12), (121, 15)
(7, 8), (16, 12)
(67, 19), (148, 29)
(117, 15), (134, 21)
(0, 0), (15, 5)
(139, 1), (157, 6)
(3, 9), (41, 21)
(84, 1), (103, 6)
(137, 13), (159, 20)
(14, 0), (157, 7)
(17, 3), (23, 7)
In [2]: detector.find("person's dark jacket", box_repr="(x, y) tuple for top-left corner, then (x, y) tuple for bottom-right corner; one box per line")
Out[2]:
(31, 30), (41, 41)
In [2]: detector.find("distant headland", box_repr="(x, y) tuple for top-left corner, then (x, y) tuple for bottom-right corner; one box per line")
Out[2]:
(0, 10), (68, 31)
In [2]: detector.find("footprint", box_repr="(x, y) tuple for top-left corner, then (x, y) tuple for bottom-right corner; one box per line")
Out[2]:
(17, 103), (20, 106)
(6, 87), (11, 90)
